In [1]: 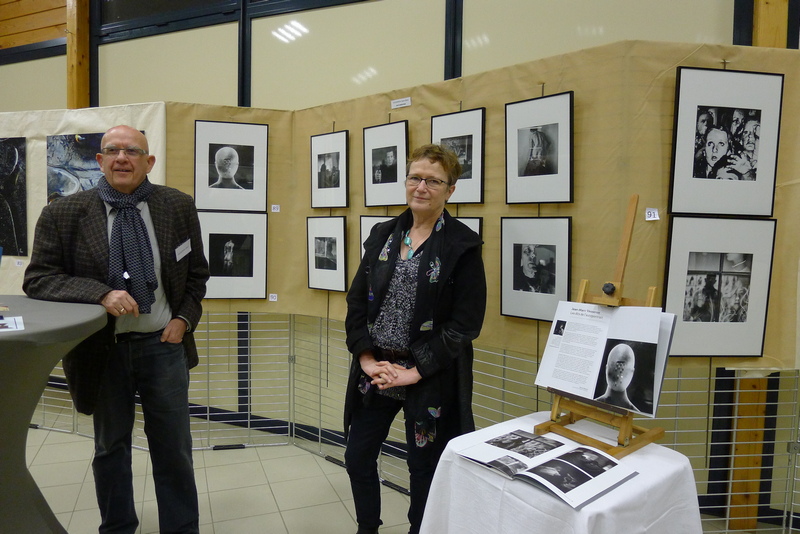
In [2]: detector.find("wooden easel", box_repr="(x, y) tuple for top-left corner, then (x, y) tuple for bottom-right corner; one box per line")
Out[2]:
(534, 194), (665, 459)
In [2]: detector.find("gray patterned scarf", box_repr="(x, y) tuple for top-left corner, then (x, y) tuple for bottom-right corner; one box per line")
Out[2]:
(97, 177), (158, 313)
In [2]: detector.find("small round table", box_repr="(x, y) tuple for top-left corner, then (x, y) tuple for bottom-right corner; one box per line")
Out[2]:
(0, 295), (107, 534)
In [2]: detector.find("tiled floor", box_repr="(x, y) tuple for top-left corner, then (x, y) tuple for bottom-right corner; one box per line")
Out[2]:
(26, 428), (411, 534)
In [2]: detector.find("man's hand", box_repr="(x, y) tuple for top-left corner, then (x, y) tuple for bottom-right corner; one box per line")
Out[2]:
(101, 290), (139, 317)
(161, 318), (188, 344)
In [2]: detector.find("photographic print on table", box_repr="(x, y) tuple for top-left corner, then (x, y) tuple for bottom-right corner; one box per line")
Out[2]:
(501, 217), (571, 321)
(311, 130), (349, 208)
(363, 121), (408, 207)
(431, 107), (485, 204)
(198, 211), (267, 299)
(47, 132), (105, 200)
(0, 137), (27, 256)
(505, 91), (573, 204)
(194, 120), (268, 212)
(359, 215), (393, 259)
(669, 67), (783, 216)
(308, 216), (347, 291)
(663, 216), (775, 357)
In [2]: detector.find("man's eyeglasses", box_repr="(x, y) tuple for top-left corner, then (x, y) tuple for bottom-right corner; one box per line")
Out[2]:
(406, 176), (449, 190)
(100, 146), (148, 157)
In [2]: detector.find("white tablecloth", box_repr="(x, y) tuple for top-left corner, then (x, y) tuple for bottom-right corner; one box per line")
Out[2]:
(420, 412), (702, 534)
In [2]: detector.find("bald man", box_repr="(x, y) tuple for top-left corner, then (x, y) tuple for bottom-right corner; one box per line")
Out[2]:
(209, 146), (244, 189)
(25, 125), (209, 533)
(594, 343), (639, 412)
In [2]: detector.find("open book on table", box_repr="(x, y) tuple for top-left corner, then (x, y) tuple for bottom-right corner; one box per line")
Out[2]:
(456, 428), (637, 509)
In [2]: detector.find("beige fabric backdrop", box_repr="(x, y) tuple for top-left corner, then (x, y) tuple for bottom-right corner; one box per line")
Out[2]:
(3, 40), (797, 370)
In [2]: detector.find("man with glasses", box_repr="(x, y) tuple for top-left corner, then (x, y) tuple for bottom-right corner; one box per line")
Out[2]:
(24, 125), (209, 534)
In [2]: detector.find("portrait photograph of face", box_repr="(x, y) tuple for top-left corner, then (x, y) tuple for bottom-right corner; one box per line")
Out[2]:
(371, 146), (398, 184)
(317, 151), (341, 189)
(512, 243), (556, 294)
(207, 233), (254, 277)
(517, 123), (559, 177)
(46, 132), (105, 201)
(691, 106), (761, 181)
(207, 143), (255, 190)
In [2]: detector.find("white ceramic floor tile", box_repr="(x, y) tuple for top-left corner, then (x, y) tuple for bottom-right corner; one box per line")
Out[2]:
(30, 458), (90, 487)
(202, 446), (261, 467)
(208, 485), (279, 522)
(270, 474), (339, 511)
(31, 440), (94, 465)
(213, 511), (287, 534)
(205, 460), (268, 492)
(67, 508), (102, 534)
(281, 501), (357, 534)
(262, 453), (324, 483)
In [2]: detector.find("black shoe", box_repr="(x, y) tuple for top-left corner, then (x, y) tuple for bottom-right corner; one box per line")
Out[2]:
(356, 528), (378, 534)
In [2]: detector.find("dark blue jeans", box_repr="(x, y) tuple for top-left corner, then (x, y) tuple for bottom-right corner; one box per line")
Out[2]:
(92, 333), (198, 534)
(345, 393), (447, 534)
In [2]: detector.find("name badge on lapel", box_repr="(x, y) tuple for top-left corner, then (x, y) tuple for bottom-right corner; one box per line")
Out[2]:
(175, 239), (191, 261)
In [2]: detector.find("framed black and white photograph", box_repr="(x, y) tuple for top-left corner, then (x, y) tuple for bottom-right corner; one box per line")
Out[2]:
(308, 216), (347, 291)
(501, 217), (571, 321)
(199, 211), (267, 299)
(670, 67), (783, 216)
(0, 137), (27, 256)
(431, 107), (485, 204)
(663, 216), (776, 357)
(505, 91), (573, 204)
(363, 121), (408, 207)
(311, 130), (349, 208)
(194, 120), (268, 212)
(455, 217), (482, 239)
(359, 215), (393, 258)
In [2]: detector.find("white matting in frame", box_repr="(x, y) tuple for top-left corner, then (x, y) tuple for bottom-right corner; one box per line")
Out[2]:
(308, 216), (347, 292)
(501, 217), (571, 321)
(311, 130), (349, 208)
(194, 120), (268, 212)
(199, 211), (267, 299)
(506, 91), (573, 204)
(431, 108), (485, 204)
(664, 216), (776, 357)
(359, 215), (393, 259)
(455, 217), (482, 238)
(670, 67), (783, 216)
(363, 121), (408, 207)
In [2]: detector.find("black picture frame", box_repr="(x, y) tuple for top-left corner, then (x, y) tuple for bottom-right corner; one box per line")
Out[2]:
(663, 215), (776, 357)
(505, 91), (574, 204)
(669, 67), (783, 216)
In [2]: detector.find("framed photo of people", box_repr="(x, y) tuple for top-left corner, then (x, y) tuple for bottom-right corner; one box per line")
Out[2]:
(194, 120), (269, 212)
(363, 121), (408, 207)
(505, 91), (573, 204)
(359, 215), (393, 259)
(311, 130), (349, 208)
(501, 217), (571, 321)
(307, 216), (347, 292)
(431, 107), (485, 204)
(198, 211), (267, 299)
(669, 67), (784, 216)
(663, 215), (776, 357)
